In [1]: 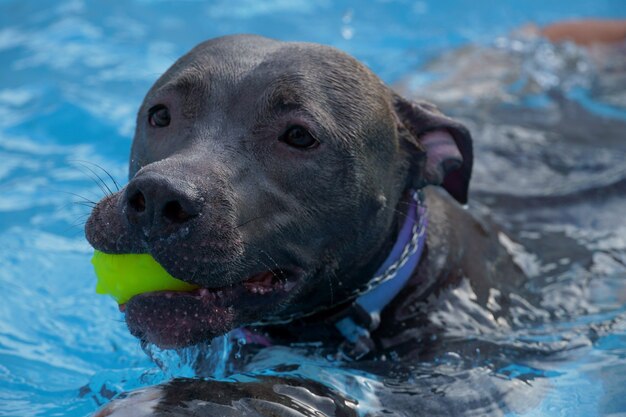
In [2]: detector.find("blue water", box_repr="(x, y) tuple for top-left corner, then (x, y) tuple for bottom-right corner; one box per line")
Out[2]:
(1, 1), (626, 416)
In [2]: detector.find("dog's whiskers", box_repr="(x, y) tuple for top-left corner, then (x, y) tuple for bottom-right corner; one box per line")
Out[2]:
(388, 207), (412, 223)
(254, 255), (281, 281)
(61, 213), (91, 235)
(70, 161), (116, 198)
(235, 215), (267, 229)
(70, 159), (122, 192)
(54, 189), (99, 206)
(258, 248), (285, 279)
(74, 201), (97, 208)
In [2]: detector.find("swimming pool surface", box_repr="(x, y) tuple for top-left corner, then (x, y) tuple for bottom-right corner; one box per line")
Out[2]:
(1, 1), (626, 416)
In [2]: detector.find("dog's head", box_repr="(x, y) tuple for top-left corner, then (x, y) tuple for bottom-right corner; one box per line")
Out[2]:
(85, 35), (472, 348)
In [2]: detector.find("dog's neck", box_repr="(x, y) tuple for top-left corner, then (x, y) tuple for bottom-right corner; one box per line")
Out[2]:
(238, 190), (428, 358)
(333, 189), (428, 358)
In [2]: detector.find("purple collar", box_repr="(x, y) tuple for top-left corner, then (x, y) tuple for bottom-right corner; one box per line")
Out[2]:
(236, 190), (428, 358)
(334, 190), (428, 358)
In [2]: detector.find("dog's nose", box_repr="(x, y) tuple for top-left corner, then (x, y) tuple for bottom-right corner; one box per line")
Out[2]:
(124, 173), (200, 233)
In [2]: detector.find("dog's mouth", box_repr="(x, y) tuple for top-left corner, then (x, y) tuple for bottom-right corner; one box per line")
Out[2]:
(122, 268), (302, 349)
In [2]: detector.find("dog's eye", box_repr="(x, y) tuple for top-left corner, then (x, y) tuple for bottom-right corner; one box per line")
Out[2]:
(148, 104), (171, 128)
(280, 126), (319, 149)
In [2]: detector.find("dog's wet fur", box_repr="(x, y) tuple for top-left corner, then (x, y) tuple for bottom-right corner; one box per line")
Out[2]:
(87, 35), (527, 416)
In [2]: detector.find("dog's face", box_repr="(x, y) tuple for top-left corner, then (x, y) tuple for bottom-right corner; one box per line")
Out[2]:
(86, 35), (472, 348)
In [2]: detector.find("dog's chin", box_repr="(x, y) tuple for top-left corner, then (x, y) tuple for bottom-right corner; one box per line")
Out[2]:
(123, 268), (302, 349)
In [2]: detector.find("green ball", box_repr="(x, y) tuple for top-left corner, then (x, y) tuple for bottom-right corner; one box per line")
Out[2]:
(92, 250), (198, 304)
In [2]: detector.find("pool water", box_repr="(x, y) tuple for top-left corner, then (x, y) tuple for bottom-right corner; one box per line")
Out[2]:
(1, 1), (626, 416)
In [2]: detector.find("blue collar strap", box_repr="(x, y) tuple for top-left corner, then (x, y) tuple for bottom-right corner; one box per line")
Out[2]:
(335, 190), (428, 359)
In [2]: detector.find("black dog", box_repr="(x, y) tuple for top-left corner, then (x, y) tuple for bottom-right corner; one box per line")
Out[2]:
(87, 35), (527, 416)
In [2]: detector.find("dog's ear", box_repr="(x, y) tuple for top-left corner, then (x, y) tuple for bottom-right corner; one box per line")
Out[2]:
(392, 94), (473, 204)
